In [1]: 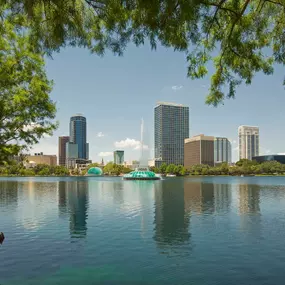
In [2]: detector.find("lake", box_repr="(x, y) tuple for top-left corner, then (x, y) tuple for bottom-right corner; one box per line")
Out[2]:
(1, 176), (285, 285)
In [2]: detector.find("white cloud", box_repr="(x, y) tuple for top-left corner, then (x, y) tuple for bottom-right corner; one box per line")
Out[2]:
(278, 153), (285, 155)
(171, 85), (183, 91)
(31, 137), (57, 155)
(23, 123), (51, 138)
(98, 152), (113, 157)
(23, 123), (40, 132)
(114, 138), (149, 150)
(97, 132), (105, 138)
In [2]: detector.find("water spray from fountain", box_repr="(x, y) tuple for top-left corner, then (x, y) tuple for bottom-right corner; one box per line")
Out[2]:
(123, 118), (161, 180)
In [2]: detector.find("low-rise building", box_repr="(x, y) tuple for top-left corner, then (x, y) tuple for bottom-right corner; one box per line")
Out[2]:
(26, 153), (57, 166)
(252, 155), (285, 164)
(184, 134), (215, 168)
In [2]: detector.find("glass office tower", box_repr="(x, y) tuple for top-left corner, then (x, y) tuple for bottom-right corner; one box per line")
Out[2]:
(154, 102), (189, 167)
(114, 150), (124, 165)
(69, 114), (89, 160)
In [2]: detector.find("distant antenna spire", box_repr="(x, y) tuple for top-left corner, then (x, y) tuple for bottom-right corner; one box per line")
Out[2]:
(101, 158), (104, 166)
(141, 118), (144, 162)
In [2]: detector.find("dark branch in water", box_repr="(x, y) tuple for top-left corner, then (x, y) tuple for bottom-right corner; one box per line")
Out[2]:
(0, 232), (5, 245)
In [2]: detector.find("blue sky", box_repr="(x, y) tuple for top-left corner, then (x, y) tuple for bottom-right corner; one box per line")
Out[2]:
(32, 43), (285, 163)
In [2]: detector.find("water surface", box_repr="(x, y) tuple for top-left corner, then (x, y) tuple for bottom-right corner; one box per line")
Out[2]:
(1, 176), (285, 285)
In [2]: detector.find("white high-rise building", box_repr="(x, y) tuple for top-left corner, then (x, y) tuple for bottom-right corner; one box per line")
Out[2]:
(238, 126), (259, 160)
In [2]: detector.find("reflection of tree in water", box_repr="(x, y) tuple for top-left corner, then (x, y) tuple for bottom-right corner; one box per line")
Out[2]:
(58, 180), (89, 238)
(0, 181), (18, 208)
(154, 180), (190, 249)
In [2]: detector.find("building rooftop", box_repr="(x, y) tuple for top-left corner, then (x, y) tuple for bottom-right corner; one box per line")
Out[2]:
(238, 125), (259, 129)
(185, 134), (215, 143)
(71, 113), (85, 117)
(155, 101), (188, 108)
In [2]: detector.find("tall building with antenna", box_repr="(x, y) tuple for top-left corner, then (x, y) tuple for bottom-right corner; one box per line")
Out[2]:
(154, 102), (189, 167)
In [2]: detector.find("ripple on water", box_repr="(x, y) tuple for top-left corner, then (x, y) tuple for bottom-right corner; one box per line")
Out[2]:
(2, 177), (285, 284)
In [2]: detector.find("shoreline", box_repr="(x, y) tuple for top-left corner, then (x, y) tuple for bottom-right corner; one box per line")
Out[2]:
(1, 174), (285, 178)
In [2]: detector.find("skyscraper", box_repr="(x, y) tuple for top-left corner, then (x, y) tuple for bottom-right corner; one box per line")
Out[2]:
(69, 114), (89, 160)
(154, 102), (189, 167)
(214, 137), (231, 164)
(58, 136), (69, 166)
(114, 150), (124, 165)
(238, 126), (259, 160)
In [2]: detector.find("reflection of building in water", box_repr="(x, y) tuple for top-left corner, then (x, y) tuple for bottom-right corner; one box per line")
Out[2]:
(112, 182), (124, 205)
(0, 181), (18, 208)
(184, 181), (215, 214)
(58, 181), (67, 216)
(58, 180), (89, 238)
(214, 183), (232, 213)
(238, 184), (260, 214)
(154, 180), (190, 246)
(135, 182), (155, 238)
(238, 184), (261, 234)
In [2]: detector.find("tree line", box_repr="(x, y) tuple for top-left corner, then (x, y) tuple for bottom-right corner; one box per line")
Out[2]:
(0, 162), (133, 177)
(82, 162), (132, 176)
(150, 160), (285, 176)
(0, 164), (69, 176)
(1, 159), (285, 177)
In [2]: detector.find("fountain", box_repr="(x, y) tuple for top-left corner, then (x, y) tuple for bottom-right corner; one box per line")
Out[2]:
(123, 119), (161, 180)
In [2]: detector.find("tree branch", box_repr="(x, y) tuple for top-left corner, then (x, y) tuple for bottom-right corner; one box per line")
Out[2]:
(201, 1), (239, 16)
(206, 0), (226, 39)
(264, 0), (285, 8)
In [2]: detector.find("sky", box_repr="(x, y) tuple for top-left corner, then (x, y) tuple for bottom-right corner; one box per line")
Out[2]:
(32, 43), (285, 163)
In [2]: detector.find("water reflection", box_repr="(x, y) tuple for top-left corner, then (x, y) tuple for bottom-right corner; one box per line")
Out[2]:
(214, 183), (232, 213)
(238, 184), (260, 214)
(238, 184), (261, 234)
(0, 181), (18, 208)
(154, 180), (190, 248)
(184, 180), (232, 214)
(112, 182), (124, 205)
(58, 181), (67, 216)
(184, 181), (215, 214)
(58, 180), (89, 238)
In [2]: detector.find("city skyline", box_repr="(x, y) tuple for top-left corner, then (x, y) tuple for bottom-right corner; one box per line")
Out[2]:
(36, 108), (278, 164)
(30, 45), (285, 162)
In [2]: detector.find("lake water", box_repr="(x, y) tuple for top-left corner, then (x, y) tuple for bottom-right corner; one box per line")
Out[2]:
(1, 176), (285, 285)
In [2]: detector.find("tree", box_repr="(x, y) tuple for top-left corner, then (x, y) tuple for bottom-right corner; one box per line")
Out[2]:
(103, 162), (114, 175)
(54, 165), (69, 176)
(149, 166), (159, 173)
(166, 164), (176, 174)
(7, 0), (285, 105)
(159, 163), (167, 174)
(87, 163), (99, 169)
(0, 6), (57, 164)
(122, 167), (132, 174)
